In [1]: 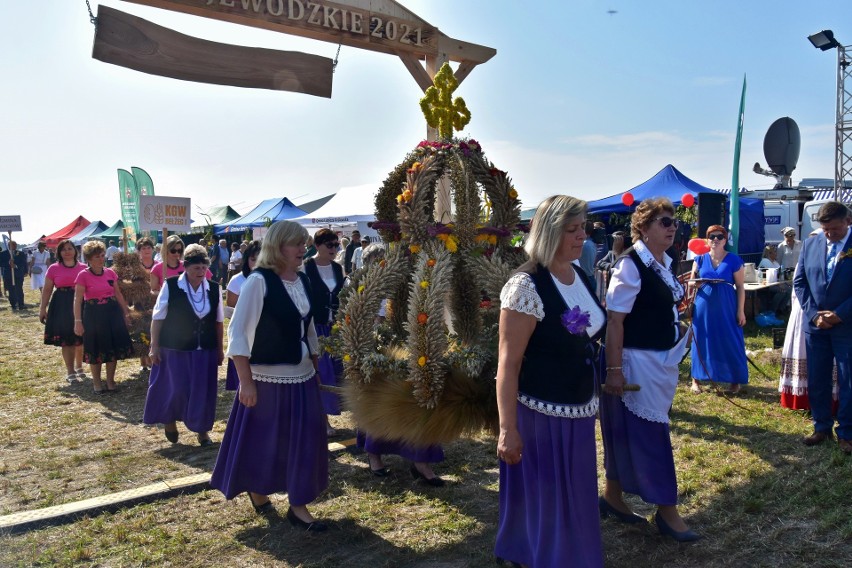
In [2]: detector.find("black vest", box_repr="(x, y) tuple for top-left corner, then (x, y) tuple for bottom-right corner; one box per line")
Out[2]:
(518, 264), (605, 405)
(619, 248), (679, 350)
(303, 258), (344, 326)
(249, 268), (314, 365)
(159, 277), (220, 351)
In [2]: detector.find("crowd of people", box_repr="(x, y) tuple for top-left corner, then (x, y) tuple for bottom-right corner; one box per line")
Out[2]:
(3, 197), (850, 566)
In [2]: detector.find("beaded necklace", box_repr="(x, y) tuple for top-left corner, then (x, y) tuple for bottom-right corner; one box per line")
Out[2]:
(187, 281), (207, 313)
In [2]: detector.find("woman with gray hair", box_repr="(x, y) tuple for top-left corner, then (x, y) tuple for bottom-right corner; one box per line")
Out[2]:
(211, 221), (329, 531)
(143, 244), (224, 446)
(495, 195), (606, 567)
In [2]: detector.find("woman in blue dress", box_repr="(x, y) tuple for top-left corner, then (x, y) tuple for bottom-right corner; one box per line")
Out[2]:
(689, 225), (748, 394)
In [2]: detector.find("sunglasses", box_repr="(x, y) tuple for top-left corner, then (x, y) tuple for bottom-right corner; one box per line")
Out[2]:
(655, 217), (676, 228)
(708, 234), (726, 241)
(169, 248), (184, 254)
(324, 242), (340, 249)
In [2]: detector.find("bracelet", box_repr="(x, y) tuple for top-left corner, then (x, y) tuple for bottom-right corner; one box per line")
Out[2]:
(75, 319), (82, 322)
(605, 366), (623, 371)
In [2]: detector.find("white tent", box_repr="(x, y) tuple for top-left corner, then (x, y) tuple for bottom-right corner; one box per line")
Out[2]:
(291, 184), (379, 237)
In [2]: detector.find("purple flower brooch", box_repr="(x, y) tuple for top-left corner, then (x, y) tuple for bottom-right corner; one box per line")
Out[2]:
(561, 306), (592, 335)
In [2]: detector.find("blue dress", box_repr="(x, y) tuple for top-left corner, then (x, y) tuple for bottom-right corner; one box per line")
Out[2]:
(691, 253), (748, 385)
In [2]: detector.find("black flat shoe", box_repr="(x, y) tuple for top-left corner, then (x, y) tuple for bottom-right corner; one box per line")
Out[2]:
(286, 507), (327, 532)
(164, 428), (179, 444)
(370, 466), (390, 477)
(247, 493), (275, 515)
(197, 434), (213, 447)
(655, 511), (702, 542)
(410, 464), (445, 487)
(599, 496), (647, 524)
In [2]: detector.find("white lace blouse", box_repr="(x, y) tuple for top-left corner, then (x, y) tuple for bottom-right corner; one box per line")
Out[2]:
(226, 271), (319, 384)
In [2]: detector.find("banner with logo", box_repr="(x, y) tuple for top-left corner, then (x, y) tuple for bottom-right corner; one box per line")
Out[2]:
(139, 195), (191, 233)
(117, 169), (140, 238)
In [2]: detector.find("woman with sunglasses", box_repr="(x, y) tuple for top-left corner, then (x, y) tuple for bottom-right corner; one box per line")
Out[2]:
(302, 228), (345, 436)
(601, 198), (700, 542)
(689, 225), (748, 394)
(224, 240), (262, 391)
(150, 235), (213, 294)
(144, 244), (224, 446)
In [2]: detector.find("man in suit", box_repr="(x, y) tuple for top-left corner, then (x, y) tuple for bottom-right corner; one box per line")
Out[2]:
(0, 240), (28, 310)
(794, 201), (852, 453)
(343, 230), (361, 275)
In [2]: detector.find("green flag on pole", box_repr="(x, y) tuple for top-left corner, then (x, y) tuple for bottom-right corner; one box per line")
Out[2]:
(729, 74), (747, 254)
(117, 169), (140, 238)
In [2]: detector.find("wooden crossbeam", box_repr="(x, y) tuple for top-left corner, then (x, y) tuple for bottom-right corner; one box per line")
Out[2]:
(93, 5), (334, 97)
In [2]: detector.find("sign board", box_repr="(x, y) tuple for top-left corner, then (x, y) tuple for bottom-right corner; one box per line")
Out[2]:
(139, 196), (192, 232)
(0, 215), (22, 232)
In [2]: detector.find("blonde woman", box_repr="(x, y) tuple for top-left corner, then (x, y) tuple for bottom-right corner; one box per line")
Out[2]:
(211, 221), (328, 531)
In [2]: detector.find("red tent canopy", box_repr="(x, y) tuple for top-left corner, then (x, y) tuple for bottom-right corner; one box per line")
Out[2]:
(42, 216), (90, 248)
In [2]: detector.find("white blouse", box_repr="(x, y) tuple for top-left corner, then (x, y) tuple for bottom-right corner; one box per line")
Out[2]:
(499, 269), (605, 337)
(152, 273), (225, 322)
(226, 271), (319, 383)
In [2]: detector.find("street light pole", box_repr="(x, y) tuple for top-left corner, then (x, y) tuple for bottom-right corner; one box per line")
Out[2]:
(808, 30), (851, 202)
(834, 43), (852, 202)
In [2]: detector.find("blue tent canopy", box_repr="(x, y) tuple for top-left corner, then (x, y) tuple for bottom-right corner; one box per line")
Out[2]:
(588, 164), (722, 214)
(214, 198), (307, 235)
(71, 221), (109, 245)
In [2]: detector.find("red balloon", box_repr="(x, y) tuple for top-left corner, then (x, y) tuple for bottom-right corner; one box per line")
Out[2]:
(688, 238), (710, 255)
(621, 192), (635, 206)
(681, 193), (695, 207)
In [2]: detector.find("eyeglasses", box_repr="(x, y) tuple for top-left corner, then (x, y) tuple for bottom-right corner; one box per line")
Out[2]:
(169, 248), (184, 254)
(324, 242), (340, 249)
(708, 234), (726, 241)
(655, 217), (676, 228)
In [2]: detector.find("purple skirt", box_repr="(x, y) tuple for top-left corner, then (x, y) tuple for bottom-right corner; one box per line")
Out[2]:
(495, 403), (602, 568)
(599, 393), (677, 506)
(210, 376), (329, 505)
(356, 432), (444, 462)
(225, 358), (239, 391)
(143, 347), (219, 433)
(316, 323), (342, 415)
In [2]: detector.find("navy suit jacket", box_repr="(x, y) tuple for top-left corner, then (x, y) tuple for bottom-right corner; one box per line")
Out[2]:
(794, 231), (852, 338)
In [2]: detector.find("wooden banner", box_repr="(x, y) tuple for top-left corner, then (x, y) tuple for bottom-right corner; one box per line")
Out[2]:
(123, 0), (440, 59)
(93, 5), (334, 97)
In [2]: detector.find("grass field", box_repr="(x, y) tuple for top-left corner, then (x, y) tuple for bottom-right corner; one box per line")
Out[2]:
(1, 281), (851, 567)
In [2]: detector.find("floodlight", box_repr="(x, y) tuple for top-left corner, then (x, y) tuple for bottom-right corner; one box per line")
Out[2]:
(808, 30), (840, 51)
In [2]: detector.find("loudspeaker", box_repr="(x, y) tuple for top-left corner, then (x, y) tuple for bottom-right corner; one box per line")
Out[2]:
(697, 193), (726, 238)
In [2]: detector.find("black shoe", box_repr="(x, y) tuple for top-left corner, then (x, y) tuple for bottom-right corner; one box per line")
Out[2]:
(598, 496), (647, 524)
(164, 428), (179, 444)
(410, 464), (445, 487)
(370, 466), (390, 477)
(286, 507), (327, 532)
(247, 493), (276, 515)
(197, 433), (213, 447)
(655, 511), (702, 542)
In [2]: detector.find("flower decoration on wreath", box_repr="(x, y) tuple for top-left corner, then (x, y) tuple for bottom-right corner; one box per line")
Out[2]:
(326, 63), (529, 446)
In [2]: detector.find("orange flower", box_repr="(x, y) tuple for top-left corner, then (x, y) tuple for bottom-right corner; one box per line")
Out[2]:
(417, 312), (428, 325)
(426, 258), (436, 267)
(409, 244), (421, 254)
(345, 314), (351, 325)
(509, 188), (518, 200)
(417, 356), (427, 367)
(379, 259), (386, 268)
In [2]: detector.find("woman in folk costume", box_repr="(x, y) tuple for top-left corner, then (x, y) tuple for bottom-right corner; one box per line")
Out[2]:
(600, 197), (700, 542)
(143, 244), (224, 446)
(495, 195), (606, 568)
(224, 240), (261, 391)
(302, 228), (346, 436)
(150, 235), (213, 294)
(40, 239), (87, 384)
(73, 240), (134, 393)
(29, 241), (51, 291)
(211, 221), (329, 532)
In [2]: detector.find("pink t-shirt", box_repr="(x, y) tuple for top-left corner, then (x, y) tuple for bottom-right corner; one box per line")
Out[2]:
(151, 261), (214, 289)
(45, 262), (87, 288)
(75, 268), (119, 301)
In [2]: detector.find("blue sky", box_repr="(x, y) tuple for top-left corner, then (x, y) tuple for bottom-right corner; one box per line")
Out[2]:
(2, 0), (851, 243)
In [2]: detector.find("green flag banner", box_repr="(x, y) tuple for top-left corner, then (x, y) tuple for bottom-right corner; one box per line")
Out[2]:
(117, 169), (140, 238)
(729, 74), (746, 254)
